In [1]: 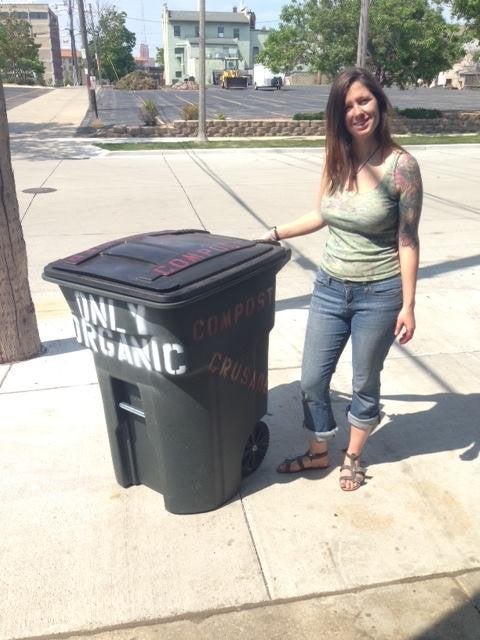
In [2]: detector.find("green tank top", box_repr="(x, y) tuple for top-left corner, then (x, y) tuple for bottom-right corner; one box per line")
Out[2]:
(320, 150), (403, 281)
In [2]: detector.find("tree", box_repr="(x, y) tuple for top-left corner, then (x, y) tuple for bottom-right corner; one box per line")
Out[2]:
(155, 47), (164, 67)
(449, 0), (480, 37)
(259, 0), (464, 86)
(0, 83), (41, 363)
(89, 7), (136, 82)
(369, 0), (464, 87)
(0, 15), (45, 84)
(257, 1), (326, 73)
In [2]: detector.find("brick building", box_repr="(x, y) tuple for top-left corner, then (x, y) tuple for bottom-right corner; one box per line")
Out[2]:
(0, 3), (62, 85)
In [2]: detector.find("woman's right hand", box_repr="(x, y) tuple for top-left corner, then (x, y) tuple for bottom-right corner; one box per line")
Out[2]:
(258, 209), (326, 244)
(259, 228), (278, 242)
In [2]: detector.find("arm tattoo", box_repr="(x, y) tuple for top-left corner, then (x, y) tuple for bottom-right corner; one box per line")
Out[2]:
(395, 153), (423, 249)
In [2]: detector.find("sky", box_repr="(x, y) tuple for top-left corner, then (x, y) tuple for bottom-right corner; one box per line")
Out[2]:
(10, 1), (455, 58)
(48, 1), (285, 58)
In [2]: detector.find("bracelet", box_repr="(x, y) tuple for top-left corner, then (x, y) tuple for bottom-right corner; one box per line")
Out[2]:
(272, 226), (280, 241)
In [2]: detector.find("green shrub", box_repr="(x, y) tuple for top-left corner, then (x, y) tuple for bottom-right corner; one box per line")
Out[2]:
(18, 77), (37, 86)
(115, 71), (158, 90)
(395, 107), (442, 119)
(140, 99), (159, 125)
(182, 102), (199, 120)
(292, 112), (325, 121)
(215, 112), (226, 120)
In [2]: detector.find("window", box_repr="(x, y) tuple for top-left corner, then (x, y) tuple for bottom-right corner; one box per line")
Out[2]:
(218, 25), (224, 38)
(175, 71), (182, 78)
(253, 46), (259, 62)
(173, 25), (180, 37)
(233, 28), (240, 39)
(195, 25), (199, 37)
(174, 47), (184, 54)
(29, 12), (48, 19)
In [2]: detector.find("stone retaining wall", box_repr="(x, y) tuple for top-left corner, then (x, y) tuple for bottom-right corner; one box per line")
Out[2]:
(91, 111), (480, 138)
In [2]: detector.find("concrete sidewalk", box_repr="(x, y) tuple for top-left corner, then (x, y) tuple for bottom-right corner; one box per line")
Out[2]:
(7, 85), (90, 136)
(1, 91), (480, 640)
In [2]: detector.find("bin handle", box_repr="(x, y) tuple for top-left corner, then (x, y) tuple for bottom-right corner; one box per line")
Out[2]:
(119, 402), (145, 420)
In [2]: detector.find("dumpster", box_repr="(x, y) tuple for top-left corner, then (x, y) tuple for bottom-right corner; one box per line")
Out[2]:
(43, 230), (290, 514)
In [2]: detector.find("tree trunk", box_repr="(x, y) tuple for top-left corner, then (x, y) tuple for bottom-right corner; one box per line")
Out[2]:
(0, 82), (41, 363)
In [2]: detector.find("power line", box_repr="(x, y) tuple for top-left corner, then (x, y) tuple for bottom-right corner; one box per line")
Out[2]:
(120, 16), (278, 25)
(122, 16), (161, 24)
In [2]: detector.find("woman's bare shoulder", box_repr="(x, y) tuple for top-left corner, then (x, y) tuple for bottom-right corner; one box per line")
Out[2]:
(389, 147), (420, 170)
(392, 149), (422, 195)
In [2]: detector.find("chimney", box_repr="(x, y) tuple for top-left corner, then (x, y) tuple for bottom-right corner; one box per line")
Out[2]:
(233, 5), (237, 12)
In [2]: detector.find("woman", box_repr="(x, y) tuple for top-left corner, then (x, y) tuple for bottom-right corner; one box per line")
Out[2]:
(264, 68), (422, 491)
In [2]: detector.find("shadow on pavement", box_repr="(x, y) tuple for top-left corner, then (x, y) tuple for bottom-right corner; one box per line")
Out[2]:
(411, 588), (480, 640)
(275, 294), (311, 311)
(241, 379), (479, 498)
(10, 137), (103, 160)
(418, 253), (480, 279)
(241, 383), (347, 495)
(8, 121), (80, 138)
(8, 122), (103, 159)
(424, 191), (480, 217)
(369, 392), (480, 464)
(40, 338), (84, 356)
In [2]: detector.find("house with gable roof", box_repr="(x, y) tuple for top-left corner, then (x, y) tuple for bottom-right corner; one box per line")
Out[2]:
(161, 3), (269, 86)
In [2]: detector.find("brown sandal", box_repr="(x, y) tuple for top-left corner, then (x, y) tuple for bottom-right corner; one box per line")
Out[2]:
(339, 452), (369, 491)
(277, 450), (329, 474)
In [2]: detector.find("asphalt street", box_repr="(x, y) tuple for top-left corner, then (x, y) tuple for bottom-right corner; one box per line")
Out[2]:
(91, 84), (480, 127)
(4, 84), (480, 127)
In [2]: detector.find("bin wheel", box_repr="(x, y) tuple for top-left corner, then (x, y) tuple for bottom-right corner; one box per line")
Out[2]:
(241, 421), (270, 477)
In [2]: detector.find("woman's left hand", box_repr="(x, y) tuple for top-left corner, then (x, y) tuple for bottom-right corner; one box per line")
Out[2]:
(395, 307), (415, 344)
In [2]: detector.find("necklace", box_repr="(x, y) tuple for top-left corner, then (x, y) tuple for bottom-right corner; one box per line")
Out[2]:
(353, 144), (380, 177)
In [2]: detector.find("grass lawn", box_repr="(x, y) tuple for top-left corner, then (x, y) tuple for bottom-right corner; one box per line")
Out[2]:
(94, 134), (480, 152)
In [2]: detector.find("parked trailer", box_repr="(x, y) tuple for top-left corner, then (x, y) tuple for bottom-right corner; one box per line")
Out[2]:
(253, 64), (284, 90)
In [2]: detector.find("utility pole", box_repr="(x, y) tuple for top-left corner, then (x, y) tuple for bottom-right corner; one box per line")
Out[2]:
(77, 0), (98, 118)
(89, 3), (102, 85)
(197, 0), (207, 142)
(67, 0), (79, 85)
(356, 0), (370, 68)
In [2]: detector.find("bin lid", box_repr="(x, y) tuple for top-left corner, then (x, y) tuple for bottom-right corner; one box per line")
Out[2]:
(43, 230), (290, 304)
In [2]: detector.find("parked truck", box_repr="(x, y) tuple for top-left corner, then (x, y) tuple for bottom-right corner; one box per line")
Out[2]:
(220, 69), (248, 89)
(220, 60), (248, 89)
(253, 64), (284, 90)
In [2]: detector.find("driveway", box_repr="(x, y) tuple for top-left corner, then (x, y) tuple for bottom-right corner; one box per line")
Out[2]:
(3, 86), (53, 110)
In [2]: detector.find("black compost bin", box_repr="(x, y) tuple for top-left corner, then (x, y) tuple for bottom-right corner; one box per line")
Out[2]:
(43, 230), (290, 514)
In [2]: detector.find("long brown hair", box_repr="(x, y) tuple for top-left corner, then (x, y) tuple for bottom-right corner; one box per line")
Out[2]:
(323, 68), (398, 195)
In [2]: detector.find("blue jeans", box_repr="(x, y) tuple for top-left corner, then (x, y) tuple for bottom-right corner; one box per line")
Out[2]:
(301, 269), (403, 442)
